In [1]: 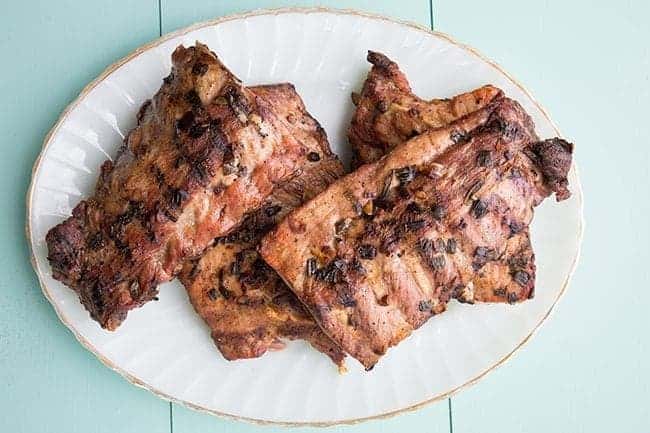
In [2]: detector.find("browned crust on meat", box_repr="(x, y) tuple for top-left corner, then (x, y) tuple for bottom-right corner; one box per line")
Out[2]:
(46, 43), (318, 330)
(349, 51), (503, 168)
(349, 52), (556, 306)
(261, 98), (572, 368)
(178, 83), (345, 366)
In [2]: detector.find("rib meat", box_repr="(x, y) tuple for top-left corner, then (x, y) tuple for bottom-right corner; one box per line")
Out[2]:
(350, 51), (543, 304)
(261, 97), (572, 368)
(349, 51), (502, 168)
(178, 83), (345, 366)
(46, 43), (322, 330)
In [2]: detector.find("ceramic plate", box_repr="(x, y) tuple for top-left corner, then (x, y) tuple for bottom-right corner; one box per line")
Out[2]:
(27, 8), (583, 426)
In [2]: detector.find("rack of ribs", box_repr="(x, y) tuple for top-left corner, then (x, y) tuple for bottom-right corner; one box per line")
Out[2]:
(178, 83), (345, 366)
(46, 43), (326, 330)
(349, 51), (562, 304)
(260, 97), (572, 369)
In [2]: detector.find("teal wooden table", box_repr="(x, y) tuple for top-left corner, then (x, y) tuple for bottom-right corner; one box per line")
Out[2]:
(2, 1), (648, 432)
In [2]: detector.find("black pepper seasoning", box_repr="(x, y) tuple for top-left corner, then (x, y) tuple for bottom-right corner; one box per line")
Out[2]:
(358, 244), (377, 260)
(446, 238), (457, 254)
(396, 166), (416, 184)
(471, 199), (489, 219)
(305, 258), (317, 276)
(476, 150), (492, 167)
(418, 300), (433, 312)
(513, 270), (530, 286)
(192, 62), (208, 75)
(264, 205), (282, 217)
(430, 255), (446, 270)
(431, 204), (447, 221)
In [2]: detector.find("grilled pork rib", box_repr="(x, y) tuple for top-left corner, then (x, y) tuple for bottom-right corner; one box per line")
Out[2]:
(261, 98), (572, 368)
(349, 51), (503, 168)
(179, 84), (345, 366)
(350, 51), (545, 304)
(46, 43), (322, 330)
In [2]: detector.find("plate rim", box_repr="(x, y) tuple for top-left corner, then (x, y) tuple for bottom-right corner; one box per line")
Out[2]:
(25, 6), (585, 427)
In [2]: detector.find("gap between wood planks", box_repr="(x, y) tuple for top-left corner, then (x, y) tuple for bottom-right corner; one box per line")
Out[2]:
(430, 2), (455, 431)
(157, 2), (175, 430)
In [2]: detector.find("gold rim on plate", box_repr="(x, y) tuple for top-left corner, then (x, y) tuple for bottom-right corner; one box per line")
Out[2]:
(25, 6), (584, 427)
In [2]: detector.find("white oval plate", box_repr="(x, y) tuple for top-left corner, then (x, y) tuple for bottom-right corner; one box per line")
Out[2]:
(27, 8), (583, 426)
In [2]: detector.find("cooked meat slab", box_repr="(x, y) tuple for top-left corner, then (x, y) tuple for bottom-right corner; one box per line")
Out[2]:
(46, 43), (320, 330)
(179, 83), (345, 366)
(350, 52), (542, 305)
(349, 51), (502, 168)
(261, 98), (572, 368)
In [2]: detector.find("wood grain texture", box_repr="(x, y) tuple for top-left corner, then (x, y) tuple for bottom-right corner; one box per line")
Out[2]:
(0, 1), (169, 433)
(435, 1), (650, 432)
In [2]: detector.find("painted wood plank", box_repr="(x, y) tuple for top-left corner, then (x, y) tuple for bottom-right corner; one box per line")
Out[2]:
(0, 1), (170, 432)
(159, 0), (450, 431)
(173, 404), (449, 433)
(160, 0), (432, 34)
(434, 0), (650, 432)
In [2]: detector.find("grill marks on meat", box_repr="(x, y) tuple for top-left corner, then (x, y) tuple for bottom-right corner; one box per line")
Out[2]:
(46, 43), (574, 371)
(349, 51), (503, 168)
(349, 51), (548, 306)
(46, 43), (318, 330)
(178, 84), (345, 366)
(261, 98), (572, 368)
